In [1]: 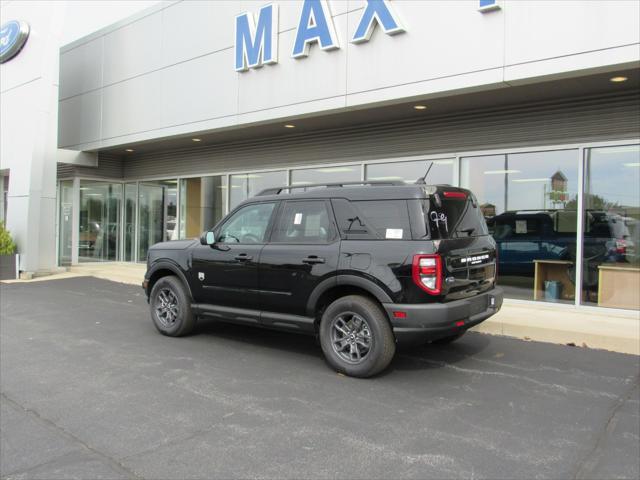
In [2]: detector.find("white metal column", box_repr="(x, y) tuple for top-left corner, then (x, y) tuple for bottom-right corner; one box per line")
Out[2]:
(574, 147), (586, 306)
(453, 156), (461, 187)
(225, 174), (231, 214)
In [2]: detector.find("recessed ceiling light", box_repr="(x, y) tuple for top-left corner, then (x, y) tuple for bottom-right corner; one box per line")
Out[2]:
(284, 124), (296, 128)
(610, 76), (628, 83)
(192, 138), (202, 142)
(125, 148), (134, 152)
(413, 105), (427, 110)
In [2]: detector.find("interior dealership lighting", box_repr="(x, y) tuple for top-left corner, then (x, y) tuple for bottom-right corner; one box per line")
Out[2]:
(413, 105), (427, 110)
(284, 124), (296, 128)
(192, 138), (202, 142)
(125, 148), (134, 152)
(609, 76), (628, 83)
(368, 176), (405, 181)
(483, 169), (521, 175)
(512, 178), (550, 183)
(316, 167), (356, 173)
(624, 162), (640, 167)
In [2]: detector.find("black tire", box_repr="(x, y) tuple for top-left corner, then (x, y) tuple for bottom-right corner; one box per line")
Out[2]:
(149, 276), (196, 337)
(431, 332), (465, 345)
(319, 295), (396, 378)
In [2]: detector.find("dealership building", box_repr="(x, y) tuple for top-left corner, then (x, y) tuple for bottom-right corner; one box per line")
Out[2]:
(1, 1), (639, 319)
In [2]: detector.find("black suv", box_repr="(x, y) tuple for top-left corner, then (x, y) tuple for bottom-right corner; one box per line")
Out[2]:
(143, 181), (503, 377)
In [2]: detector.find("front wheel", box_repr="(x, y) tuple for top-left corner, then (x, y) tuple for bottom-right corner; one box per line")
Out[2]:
(150, 276), (196, 337)
(319, 295), (396, 378)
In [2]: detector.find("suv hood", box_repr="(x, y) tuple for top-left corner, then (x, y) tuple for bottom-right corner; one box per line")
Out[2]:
(148, 239), (198, 251)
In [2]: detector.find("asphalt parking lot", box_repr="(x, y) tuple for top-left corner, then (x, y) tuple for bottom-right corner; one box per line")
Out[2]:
(1, 277), (638, 480)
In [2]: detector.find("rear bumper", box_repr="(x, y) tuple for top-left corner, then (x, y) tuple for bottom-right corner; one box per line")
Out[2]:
(382, 287), (503, 345)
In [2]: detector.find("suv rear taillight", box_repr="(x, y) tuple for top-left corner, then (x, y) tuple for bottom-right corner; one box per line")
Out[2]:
(442, 191), (467, 199)
(412, 254), (442, 295)
(615, 239), (627, 255)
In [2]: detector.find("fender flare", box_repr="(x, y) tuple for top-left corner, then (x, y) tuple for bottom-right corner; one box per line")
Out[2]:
(146, 261), (194, 300)
(306, 274), (394, 316)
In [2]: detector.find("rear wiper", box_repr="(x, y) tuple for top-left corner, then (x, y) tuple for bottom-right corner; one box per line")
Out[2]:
(459, 227), (475, 236)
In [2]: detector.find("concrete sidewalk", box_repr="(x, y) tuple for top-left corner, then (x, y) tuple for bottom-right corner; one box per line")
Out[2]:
(2, 262), (638, 355)
(2, 262), (146, 286)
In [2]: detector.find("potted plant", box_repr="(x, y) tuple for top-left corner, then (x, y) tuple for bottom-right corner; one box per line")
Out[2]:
(0, 222), (18, 280)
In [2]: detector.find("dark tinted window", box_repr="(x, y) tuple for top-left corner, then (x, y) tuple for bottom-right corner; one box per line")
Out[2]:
(492, 216), (541, 239)
(353, 200), (411, 240)
(425, 194), (489, 239)
(272, 201), (334, 244)
(331, 199), (373, 239)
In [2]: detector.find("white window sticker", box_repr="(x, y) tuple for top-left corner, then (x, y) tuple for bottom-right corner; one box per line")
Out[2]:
(386, 228), (403, 239)
(515, 220), (527, 234)
(294, 213), (303, 225)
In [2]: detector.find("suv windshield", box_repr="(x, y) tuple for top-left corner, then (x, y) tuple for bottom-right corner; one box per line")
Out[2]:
(423, 193), (488, 239)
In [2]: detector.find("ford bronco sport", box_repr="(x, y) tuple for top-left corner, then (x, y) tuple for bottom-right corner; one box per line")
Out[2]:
(143, 181), (503, 377)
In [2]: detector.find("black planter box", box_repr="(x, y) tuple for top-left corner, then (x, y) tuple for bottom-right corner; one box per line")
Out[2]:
(0, 254), (18, 280)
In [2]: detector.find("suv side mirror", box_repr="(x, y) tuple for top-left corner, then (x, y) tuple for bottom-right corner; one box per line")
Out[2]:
(200, 231), (215, 246)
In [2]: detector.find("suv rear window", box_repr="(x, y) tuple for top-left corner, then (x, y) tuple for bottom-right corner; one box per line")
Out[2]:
(423, 193), (488, 239)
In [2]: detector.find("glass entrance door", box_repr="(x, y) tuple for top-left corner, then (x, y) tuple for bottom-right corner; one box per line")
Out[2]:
(78, 182), (122, 262)
(137, 180), (177, 261)
(123, 183), (137, 262)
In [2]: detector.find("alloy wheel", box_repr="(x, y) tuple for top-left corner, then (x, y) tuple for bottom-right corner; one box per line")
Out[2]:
(330, 312), (372, 364)
(155, 288), (179, 328)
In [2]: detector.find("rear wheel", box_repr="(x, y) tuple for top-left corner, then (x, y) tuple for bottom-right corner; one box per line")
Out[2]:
(431, 332), (465, 345)
(319, 295), (395, 378)
(150, 276), (196, 336)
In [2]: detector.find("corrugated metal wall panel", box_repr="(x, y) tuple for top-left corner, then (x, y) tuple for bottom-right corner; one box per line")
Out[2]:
(57, 153), (124, 180)
(64, 92), (639, 180)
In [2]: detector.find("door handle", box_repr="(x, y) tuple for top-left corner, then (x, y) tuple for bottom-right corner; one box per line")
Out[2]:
(234, 254), (252, 262)
(302, 256), (325, 264)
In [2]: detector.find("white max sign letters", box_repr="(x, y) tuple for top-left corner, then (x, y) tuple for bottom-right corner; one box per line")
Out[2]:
(235, 0), (405, 72)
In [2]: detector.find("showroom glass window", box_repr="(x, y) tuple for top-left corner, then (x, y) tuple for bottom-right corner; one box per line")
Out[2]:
(79, 182), (122, 262)
(461, 150), (578, 303)
(230, 171), (287, 209)
(582, 145), (640, 310)
(366, 158), (454, 184)
(291, 165), (360, 188)
(179, 176), (228, 239)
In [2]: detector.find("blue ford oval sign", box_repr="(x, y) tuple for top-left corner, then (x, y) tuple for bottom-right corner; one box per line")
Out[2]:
(0, 20), (30, 64)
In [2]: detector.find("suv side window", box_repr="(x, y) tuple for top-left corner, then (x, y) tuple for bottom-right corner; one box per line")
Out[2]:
(331, 199), (374, 240)
(217, 202), (276, 244)
(271, 201), (334, 244)
(353, 200), (412, 240)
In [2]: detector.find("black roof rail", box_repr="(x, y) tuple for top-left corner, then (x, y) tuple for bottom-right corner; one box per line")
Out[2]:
(256, 180), (406, 196)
